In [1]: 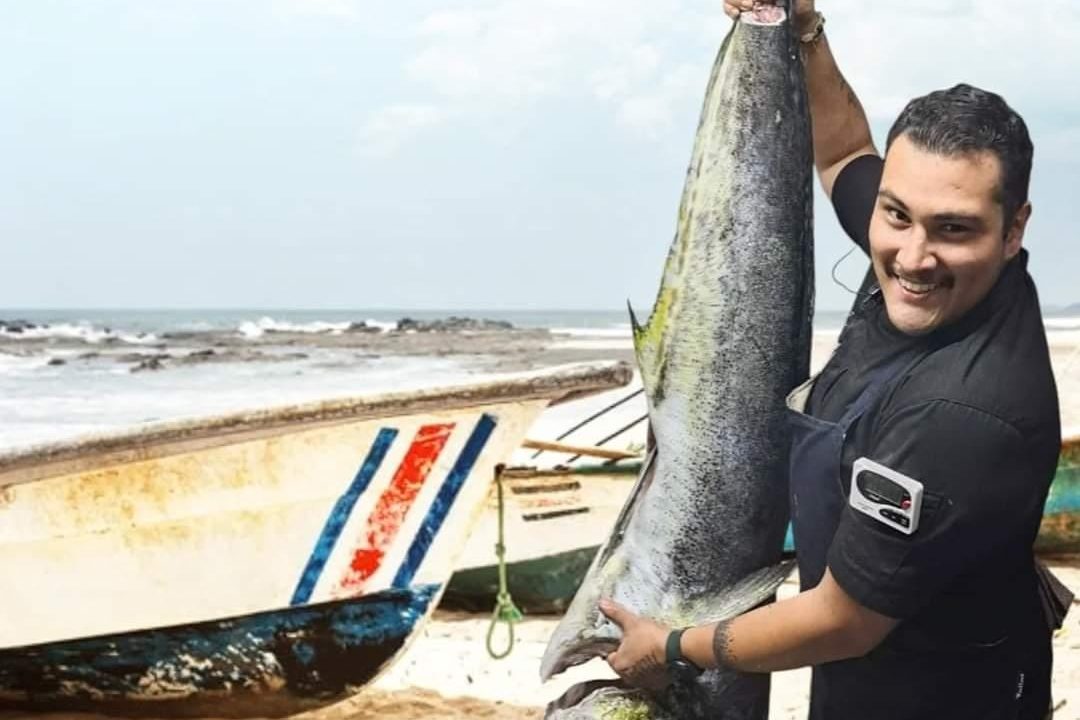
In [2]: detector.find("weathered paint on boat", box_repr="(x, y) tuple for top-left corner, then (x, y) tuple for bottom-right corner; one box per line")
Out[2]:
(0, 585), (439, 718)
(0, 362), (631, 717)
(446, 435), (1080, 613)
(1036, 435), (1080, 555)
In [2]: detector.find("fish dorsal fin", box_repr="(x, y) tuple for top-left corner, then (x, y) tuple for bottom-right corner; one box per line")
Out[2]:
(628, 280), (678, 405)
(628, 300), (659, 403)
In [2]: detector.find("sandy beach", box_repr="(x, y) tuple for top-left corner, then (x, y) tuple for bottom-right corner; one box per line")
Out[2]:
(2, 567), (1075, 720)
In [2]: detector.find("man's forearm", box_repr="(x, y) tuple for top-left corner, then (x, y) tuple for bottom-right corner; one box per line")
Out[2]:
(680, 587), (860, 673)
(801, 30), (877, 192)
(679, 570), (897, 673)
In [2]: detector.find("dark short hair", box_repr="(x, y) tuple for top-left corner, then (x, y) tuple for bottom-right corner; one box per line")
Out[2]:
(886, 83), (1033, 229)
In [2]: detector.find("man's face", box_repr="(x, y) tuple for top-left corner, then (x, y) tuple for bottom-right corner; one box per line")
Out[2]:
(868, 134), (1029, 336)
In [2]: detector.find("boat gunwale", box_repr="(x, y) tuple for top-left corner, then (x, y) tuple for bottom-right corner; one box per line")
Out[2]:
(0, 361), (632, 486)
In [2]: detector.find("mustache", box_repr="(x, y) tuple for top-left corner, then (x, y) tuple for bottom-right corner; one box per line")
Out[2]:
(890, 265), (946, 284)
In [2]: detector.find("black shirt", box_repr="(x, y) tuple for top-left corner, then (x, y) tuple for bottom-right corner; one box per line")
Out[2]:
(807, 155), (1061, 717)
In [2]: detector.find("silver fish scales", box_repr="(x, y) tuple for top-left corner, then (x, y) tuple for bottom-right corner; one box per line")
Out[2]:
(541, 4), (814, 718)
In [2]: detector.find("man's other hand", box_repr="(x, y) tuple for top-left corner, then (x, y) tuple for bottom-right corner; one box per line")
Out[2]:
(598, 598), (671, 692)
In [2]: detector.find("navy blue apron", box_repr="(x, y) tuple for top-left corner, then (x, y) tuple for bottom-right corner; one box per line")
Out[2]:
(785, 350), (1054, 720)
(786, 351), (914, 592)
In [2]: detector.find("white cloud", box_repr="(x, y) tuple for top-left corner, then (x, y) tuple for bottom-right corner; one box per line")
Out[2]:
(590, 44), (661, 100)
(826, 0), (1080, 125)
(611, 62), (701, 136)
(356, 104), (447, 157)
(361, 0), (1080, 152)
(395, 0), (709, 128)
(277, 0), (361, 19)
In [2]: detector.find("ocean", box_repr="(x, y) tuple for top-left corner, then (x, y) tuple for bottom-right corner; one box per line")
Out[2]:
(3, 308), (1079, 452)
(0, 308), (641, 451)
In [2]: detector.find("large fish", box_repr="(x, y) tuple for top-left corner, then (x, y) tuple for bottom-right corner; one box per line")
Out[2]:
(540, 3), (814, 718)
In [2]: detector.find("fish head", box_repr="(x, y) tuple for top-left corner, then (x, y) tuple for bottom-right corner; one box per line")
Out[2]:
(546, 681), (675, 720)
(539, 565), (624, 680)
(541, 455), (666, 680)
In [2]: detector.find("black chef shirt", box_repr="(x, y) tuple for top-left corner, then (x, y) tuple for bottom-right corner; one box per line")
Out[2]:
(805, 155), (1061, 719)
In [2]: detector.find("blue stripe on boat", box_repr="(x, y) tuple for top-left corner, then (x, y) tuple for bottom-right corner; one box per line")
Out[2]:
(291, 428), (398, 606)
(392, 414), (497, 589)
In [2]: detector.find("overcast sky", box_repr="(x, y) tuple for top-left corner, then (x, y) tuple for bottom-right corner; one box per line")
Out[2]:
(2, 0), (1077, 312)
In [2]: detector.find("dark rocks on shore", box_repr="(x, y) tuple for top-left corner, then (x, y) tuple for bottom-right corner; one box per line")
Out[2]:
(395, 316), (515, 333)
(131, 355), (169, 373)
(118, 352), (169, 364)
(47, 357), (66, 366)
(121, 348), (313, 372)
(346, 321), (383, 334)
(0, 319), (40, 334)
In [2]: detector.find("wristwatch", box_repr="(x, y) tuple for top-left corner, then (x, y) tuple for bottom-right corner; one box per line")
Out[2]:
(665, 628), (704, 684)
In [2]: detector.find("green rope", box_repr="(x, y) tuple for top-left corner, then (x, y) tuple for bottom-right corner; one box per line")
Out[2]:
(486, 471), (523, 659)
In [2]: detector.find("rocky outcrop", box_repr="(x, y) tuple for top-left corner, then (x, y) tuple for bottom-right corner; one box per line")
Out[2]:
(346, 322), (383, 334)
(395, 317), (514, 333)
(0, 319), (40, 334)
(131, 355), (169, 373)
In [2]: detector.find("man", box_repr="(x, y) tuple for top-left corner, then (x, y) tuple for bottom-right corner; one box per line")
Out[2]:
(599, 1), (1064, 718)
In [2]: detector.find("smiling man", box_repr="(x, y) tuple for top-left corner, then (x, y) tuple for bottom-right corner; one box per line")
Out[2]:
(598, 1), (1065, 718)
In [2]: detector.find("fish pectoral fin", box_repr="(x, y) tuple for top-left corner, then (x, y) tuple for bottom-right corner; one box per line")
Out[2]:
(688, 560), (797, 626)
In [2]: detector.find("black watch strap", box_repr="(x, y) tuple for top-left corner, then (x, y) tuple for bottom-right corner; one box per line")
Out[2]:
(666, 628), (686, 665)
(666, 628), (704, 678)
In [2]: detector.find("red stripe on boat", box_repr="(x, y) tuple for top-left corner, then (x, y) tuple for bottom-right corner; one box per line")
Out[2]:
(335, 423), (455, 595)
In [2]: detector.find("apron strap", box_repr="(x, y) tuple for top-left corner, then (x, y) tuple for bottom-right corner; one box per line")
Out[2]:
(834, 349), (924, 431)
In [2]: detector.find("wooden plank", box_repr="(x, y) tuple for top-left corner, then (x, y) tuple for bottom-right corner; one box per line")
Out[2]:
(521, 438), (641, 461)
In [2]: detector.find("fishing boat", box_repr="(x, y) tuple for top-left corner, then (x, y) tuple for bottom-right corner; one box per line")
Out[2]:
(1036, 433), (1080, 556)
(446, 433), (1080, 614)
(0, 362), (631, 718)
